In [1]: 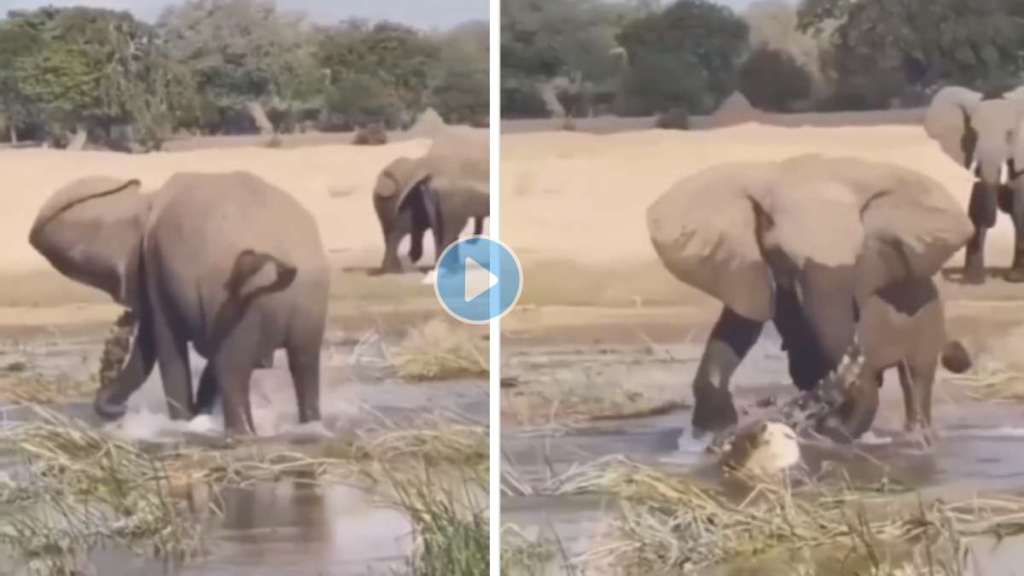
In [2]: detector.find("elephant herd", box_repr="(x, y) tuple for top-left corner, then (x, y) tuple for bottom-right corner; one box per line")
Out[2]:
(651, 84), (1024, 443)
(28, 138), (489, 436)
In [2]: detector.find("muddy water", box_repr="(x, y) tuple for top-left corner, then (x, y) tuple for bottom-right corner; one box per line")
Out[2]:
(503, 326), (1024, 574)
(0, 330), (487, 575)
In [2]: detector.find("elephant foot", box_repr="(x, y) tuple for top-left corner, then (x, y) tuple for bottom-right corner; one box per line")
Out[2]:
(1005, 267), (1024, 283)
(93, 394), (128, 420)
(691, 386), (738, 438)
(962, 266), (986, 284)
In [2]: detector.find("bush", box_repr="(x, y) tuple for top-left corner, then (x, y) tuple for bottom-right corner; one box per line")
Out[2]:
(325, 74), (404, 129)
(738, 48), (812, 112)
(500, 80), (549, 119)
(656, 107), (690, 130)
(353, 124), (387, 145)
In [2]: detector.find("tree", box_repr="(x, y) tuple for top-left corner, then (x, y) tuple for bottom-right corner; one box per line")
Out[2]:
(6, 7), (184, 148)
(316, 20), (439, 128)
(430, 21), (489, 124)
(158, 0), (318, 134)
(617, 0), (749, 114)
(0, 21), (42, 142)
(743, 1), (825, 97)
(501, 0), (635, 117)
(739, 47), (812, 111)
(798, 0), (1024, 107)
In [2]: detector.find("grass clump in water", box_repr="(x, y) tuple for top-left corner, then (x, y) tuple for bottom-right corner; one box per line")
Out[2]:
(391, 319), (488, 381)
(391, 465), (489, 576)
(0, 407), (200, 575)
(519, 456), (1024, 574)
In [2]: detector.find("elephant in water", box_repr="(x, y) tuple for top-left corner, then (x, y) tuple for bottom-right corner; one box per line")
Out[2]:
(372, 135), (489, 274)
(647, 155), (973, 442)
(925, 85), (1024, 283)
(29, 172), (329, 436)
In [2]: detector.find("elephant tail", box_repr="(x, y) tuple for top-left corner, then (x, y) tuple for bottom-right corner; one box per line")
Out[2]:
(940, 340), (972, 374)
(224, 249), (298, 299)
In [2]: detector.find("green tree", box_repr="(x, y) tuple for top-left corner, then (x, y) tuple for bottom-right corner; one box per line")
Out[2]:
(739, 47), (812, 111)
(501, 0), (635, 117)
(317, 20), (439, 127)
(158, 0), (318, 134)
(7, 7), (184, 149)
(430, 21), (489, 124)
(617, 0), (749, 114)
(0, 21), (42, 142)
(798, 0), (1024, 107)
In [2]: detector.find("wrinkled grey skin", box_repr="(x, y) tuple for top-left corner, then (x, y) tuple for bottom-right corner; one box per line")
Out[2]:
(29, 172), (330, 436)
(647, 156), (973, 442)
(925, 86), (1024, 283)
(373, 153), (489, 273)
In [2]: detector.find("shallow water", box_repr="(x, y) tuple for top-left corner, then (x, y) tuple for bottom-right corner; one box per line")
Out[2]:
(0, 330), (487, 574)
(503, 328), (1024, 574)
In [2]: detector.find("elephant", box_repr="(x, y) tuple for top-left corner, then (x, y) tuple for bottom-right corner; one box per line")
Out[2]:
(647, 155), (974, 442)
(372, 148), (489, 274)
(29, 172), (330, 436)
(924, 85), (1024, 283)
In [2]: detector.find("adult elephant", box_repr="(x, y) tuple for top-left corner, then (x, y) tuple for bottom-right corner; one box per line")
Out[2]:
(648, 155), (973, 442)
(924, 85), (1024, 283)
(372, 147), (489, 274)
(29, 172), (329, 436)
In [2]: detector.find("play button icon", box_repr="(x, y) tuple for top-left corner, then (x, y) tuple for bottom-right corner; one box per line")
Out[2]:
(435, 237), (523, 324)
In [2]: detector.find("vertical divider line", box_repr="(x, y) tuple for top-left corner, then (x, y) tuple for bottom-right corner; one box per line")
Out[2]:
(488, 0), (502, 572)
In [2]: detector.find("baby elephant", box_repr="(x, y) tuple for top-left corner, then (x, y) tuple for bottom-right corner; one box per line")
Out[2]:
(29, 172), (329, 436)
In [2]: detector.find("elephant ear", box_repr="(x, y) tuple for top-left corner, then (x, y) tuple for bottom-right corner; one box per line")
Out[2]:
(853, 164), (973, 298)
(34, 177), (142, 232)
(31, 177), (147, 307)
(647, 163), (777, 322)
(924, 86), (983, 168)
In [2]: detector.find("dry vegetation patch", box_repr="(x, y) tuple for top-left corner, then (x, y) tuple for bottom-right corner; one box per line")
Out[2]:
(390, 318), (488, 381)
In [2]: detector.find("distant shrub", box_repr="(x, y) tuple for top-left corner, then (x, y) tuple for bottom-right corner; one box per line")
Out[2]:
(739, 48), (812, 112)
(353, 124), (387, 145)
(656, 107), (690, 130)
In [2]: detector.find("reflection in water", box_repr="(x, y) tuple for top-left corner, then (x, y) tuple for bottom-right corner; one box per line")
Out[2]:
(89, 483), (413, 575)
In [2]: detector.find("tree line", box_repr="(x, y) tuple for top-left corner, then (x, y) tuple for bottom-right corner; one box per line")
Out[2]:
(501, 0), (1024, 120)
(0, 0), (489, 150)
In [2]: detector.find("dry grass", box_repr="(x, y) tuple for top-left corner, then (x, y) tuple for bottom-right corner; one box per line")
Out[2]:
(507, 456), (1024, 574)
(0, 405), (489, 574)
(0, 371), (97, 405)
(0, 407), (199, 575)
(390, 318), (488, 381)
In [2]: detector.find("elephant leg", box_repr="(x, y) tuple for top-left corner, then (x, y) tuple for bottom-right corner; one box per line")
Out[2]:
(378, 230), (405, 274)
(408, 224), (426, 264)
(1006, 183), (1024, 282)
(149, 287), (194, 420)
(900, 355), (937, 431)
(94, 311), (157, 420)
(691, 306), (763, 437)
(436, 220), (465, 272)
(287, 344), (321, 424)
(194, 364), (218, 416)
(473, 216), (484, 236)
(211, 343), (257, 436)
(965, 181), (996, 284)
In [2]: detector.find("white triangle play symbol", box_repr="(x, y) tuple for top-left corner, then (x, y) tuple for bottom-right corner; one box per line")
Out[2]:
(464, 257), (497, 302)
